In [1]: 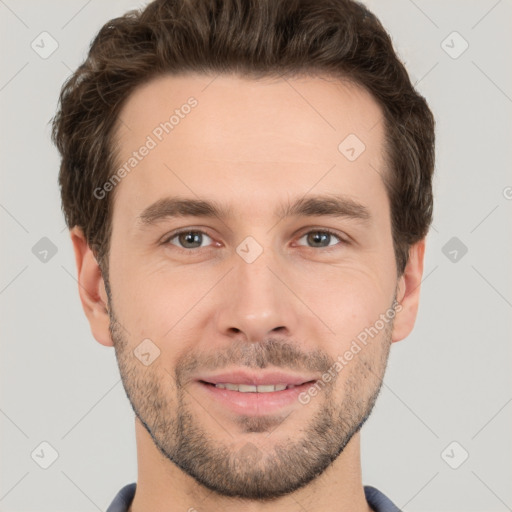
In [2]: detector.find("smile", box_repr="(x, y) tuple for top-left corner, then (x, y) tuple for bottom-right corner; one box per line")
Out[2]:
(210, 383), (300, 392)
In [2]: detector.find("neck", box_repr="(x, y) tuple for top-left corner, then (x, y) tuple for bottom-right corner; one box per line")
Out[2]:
(129, 419), (373, 512)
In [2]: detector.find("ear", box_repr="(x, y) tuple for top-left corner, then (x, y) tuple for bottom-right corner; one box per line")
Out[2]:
(391, 238), (426, 343)
(70, 226), (113, 347)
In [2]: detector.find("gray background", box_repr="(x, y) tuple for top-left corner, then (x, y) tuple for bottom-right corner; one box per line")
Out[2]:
(1, 0), (511, 510)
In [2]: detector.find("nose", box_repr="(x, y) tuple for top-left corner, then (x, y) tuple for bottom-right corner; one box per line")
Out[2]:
(215, 249), (299, 343)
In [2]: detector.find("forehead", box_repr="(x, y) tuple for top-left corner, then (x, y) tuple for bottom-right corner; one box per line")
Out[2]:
(110, 72), (387, 223)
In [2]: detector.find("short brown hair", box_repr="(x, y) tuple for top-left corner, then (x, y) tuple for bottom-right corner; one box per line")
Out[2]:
(51, 0), (435, 279)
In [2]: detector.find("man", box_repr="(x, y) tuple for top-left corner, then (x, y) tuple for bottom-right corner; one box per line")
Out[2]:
(51, 0), (435, 510)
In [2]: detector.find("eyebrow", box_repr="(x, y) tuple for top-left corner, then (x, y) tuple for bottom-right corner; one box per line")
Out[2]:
(136, 193), (371, 227)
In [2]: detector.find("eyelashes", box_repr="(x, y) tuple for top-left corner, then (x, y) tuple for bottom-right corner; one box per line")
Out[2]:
(162, 228), (348, 252)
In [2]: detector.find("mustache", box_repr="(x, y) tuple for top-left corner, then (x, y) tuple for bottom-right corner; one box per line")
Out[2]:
(175, 337), (334, 383)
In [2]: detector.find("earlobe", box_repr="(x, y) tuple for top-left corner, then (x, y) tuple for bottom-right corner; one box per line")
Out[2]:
(70, 226), (114, 347)
(391, 239), (426, 343)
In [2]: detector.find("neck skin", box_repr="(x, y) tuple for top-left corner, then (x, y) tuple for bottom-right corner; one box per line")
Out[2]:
(128, 418), (374, 512)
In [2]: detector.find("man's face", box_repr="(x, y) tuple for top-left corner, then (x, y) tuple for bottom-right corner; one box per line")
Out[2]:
(105, 73), (401, 499)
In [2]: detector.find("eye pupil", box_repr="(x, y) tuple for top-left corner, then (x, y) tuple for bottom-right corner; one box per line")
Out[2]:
(180, 231), (202, 248)
(308, 232), (330, 247)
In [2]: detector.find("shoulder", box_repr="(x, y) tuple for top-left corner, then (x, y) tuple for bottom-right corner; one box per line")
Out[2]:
(106, 483), (136, 512)
(364, 485), (402, 512)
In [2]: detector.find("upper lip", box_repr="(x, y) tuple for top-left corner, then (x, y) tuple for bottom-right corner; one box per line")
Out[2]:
(196, 370), (319, 386)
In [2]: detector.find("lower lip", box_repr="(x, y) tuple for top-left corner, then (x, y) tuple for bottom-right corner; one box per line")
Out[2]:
(196, 381), (316, 416)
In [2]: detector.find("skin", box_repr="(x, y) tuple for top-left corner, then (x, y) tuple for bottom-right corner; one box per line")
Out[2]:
(71, 73), (425, 512)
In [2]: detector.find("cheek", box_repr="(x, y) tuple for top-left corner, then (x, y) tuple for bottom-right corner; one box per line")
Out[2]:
(299, 263), (395, 344)
(110, 234), (397, 351)
(109, 256), (182, 342)
(114, 261), (227, 350)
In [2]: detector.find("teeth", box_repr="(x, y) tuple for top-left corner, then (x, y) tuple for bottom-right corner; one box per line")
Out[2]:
(214, 383), (292, 392)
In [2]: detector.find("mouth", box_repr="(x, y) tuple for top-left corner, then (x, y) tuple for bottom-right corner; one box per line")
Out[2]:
(194, 371), (319, 416)
(196, 369), (319, 388)
(199, 381), (316, 392)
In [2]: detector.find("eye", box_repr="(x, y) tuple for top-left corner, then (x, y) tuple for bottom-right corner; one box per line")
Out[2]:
(164, 229), (214, 250)
(296, 229), (345, 249)
(162, 228), (347, 252)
